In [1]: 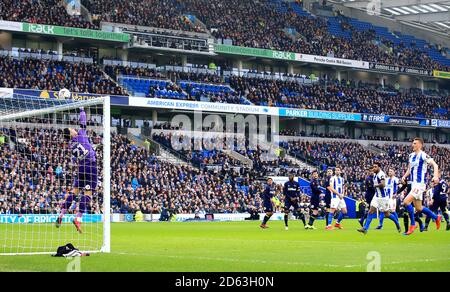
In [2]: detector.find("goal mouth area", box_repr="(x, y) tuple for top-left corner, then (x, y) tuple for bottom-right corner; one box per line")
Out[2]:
(0, 94), (111, 255)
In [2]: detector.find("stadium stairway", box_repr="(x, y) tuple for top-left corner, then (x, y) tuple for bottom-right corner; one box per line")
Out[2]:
(223, 149), (254, 168)
(102, 69), (130, 95)
(146, 134), (199, 168)
(364, 144), (385, 155)
(156, 146), (196, 168)
(126, 132), (149, 149)
(80, 2), (93, 23)
(283, 152), (316, 172)
(126, 132), (193, 167)
(239, 95), (254, 105)
(283, 28), (304, 43)
(186, 15), (211, 36)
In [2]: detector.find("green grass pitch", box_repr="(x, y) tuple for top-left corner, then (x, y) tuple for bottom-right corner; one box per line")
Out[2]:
(1, 220), (449, 272)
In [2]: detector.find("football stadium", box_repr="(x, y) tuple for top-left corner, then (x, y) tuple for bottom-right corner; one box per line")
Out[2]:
(0, 0), (449, 273)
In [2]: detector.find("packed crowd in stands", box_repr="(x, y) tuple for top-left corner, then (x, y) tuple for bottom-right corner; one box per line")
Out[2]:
(110, 134), (260, 214)
(81, 0), (205, 32)
(178, 0), (448, 71)
(0, 0), (96, 29)
(0, 0), (448, 70)
(0, 56), (126, 95)
(104, 65), (163, 80)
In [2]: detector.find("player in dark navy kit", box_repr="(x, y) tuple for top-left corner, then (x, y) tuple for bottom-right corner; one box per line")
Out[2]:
(397, 179), (412, 232)
(425, 178), (449, 231)
(358, 168), (375, 227)
(283, 174), (303, 230)
(306, 170), (322, 230)
(322, 169), (333, 227)
(260, 178), (277, 229)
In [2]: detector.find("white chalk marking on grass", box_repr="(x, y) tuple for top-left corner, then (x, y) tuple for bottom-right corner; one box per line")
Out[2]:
(114, 251), (450, 270)
(114, 252), (364, 268)
(387, 257), (450, 265)
(164, 236), (444, 248)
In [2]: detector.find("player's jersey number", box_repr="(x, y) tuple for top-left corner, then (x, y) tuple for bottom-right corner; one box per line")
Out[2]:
(73, 143), (89, 161)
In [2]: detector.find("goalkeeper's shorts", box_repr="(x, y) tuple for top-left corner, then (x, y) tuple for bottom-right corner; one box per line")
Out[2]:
(74, 164), (98, 191)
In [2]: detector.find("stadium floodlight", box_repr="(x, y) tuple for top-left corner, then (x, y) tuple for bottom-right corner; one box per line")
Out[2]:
(0, 93), (111, 255)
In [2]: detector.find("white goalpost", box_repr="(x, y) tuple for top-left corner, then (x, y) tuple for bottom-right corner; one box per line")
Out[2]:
(0, 93), (110, 255)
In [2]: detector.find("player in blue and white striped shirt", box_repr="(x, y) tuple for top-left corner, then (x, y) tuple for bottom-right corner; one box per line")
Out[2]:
(357, 163), (401, 234)
(401, 138), (442, 235)
(376, 168), (400, 230)
(326, 167), (347, 230)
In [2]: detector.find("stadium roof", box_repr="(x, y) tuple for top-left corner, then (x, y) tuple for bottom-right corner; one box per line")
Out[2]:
(333, 0), (450, 34)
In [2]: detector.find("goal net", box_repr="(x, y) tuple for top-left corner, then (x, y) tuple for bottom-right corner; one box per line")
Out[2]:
(0, 93), (110, 255)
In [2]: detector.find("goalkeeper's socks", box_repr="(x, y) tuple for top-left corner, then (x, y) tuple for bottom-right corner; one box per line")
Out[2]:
(284, 214), (288, 227)
(59, 209), (66, 218)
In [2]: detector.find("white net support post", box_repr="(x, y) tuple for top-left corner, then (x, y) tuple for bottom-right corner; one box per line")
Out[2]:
(0, 94), (111, 255)
(101, 96), (111, 253)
